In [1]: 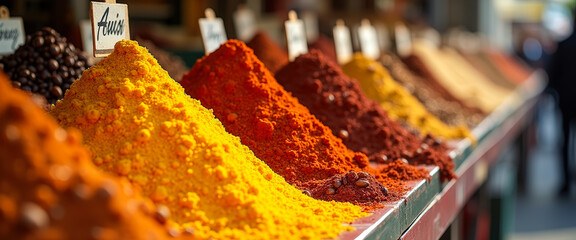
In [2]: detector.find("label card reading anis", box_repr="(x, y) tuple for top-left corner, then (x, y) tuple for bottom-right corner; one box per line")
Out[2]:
(285, 11), (308, 61)
(199, 8), (227, 55)
(0, 7), (25, 55)
(333, 20), (352, 65)
(233, 5), (256, 42)
(358, 19), (380, 60)
(90, 1), (130, 57)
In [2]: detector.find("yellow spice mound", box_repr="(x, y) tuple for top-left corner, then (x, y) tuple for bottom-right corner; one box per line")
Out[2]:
(342, 53), (473, 141)
(51, 40), (365, 240)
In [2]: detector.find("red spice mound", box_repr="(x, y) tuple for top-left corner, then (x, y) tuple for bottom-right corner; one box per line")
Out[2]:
(309, 34), (338, 64)
(181, 40), (370, 189)
(308, 171), (394, 207)
(275, 50), (455, 181)
(378, 160), (430, 181)
(246, 31), (289, 74)
(0, 72), (172, 240)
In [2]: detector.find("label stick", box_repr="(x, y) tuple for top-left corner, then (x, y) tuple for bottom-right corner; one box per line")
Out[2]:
(285, 10), (308, 61)
(199, 8), (227, 55)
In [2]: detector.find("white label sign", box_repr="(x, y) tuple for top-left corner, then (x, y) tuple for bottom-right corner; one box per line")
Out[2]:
(90, 2), (130, 57)
(285, 18), (308, 61)
(199, 16), (227, 55)
(0, 18), (25, 55)
(395, 23), (412, 57)
(358, 20), (380, 60)
(233, 7), (256, 42)
(333, 23), (352, 65)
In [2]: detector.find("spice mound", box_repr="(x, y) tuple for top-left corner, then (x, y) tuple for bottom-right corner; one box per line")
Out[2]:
(0, 72), (170, 240)
(51, 39), (365, 240)
(404, 40), (511, 113)
(484, 50), (532, 85)
(246, 31), (289, 74)
(136, 37), (188, 82)
(182, 40), (372, 190)
(308, 171), (389, 206)
(380, 52), (484, 128)
(0, 27), (89, 104)
(342, 53), (473, 141)
(309, 34), (338, 64)
(275, 50), (454, 181)
(378, 159), (431, 181)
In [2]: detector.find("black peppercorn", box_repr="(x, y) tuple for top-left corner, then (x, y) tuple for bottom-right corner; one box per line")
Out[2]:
(0, 27), (90, 105)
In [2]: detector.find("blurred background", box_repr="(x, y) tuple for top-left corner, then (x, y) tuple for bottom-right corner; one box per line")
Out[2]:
(3, 0), (573, 68)
(2, 0), (576, 239)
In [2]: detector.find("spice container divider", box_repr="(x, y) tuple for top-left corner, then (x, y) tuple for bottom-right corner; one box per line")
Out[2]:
(342, 70), (545, 240)
(342, 165), (440, 239)
(451, 70), (543, 172)
(400, 94), (539, 240)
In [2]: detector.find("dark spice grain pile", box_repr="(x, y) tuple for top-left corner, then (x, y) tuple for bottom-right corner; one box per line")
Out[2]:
(308, 171), (391, 206)
(0, 27), (89, 104)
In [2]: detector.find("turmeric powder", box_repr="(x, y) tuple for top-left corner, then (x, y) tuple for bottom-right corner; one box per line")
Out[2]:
(342, 53), (473, 141)
(0, 72), (171, 240)
(51, 40), (365, 240)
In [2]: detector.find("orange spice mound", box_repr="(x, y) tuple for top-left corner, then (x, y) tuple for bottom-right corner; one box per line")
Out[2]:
(0, 72), (172, 240)
(181, 40), (369, 189)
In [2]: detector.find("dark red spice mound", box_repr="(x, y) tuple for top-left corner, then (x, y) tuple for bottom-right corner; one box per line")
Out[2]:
(246, 31), (289, 74)
(309, 34), (337, 64)
(308, 171), (394, 207)
(275, 50), (455, 181)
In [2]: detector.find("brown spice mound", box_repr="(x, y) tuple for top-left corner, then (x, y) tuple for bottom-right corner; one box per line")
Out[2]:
(309, 34), (338, 64)
(246, 31), (289, 74)
(380, 52), (484, 127)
